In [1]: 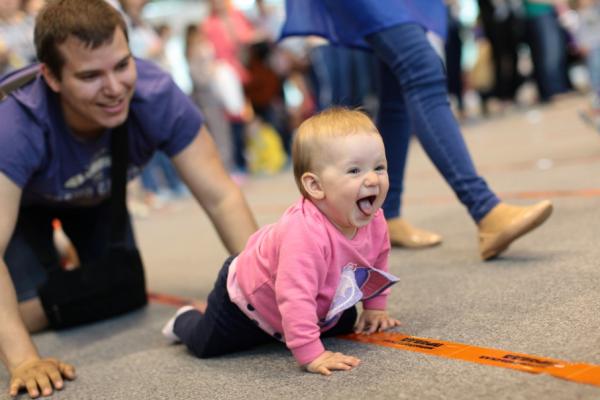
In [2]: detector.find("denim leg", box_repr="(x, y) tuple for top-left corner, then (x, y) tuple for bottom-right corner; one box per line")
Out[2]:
(587, 48), (600, 96)
(4, 222), (53, 302)
(350, 50), (377, 108)
(366, 23), (500, 222)
(309, 45), (332, 110)
(155, 152), (185, 194)
(377, 61), (411, 220)
(537, 14), (569, 98)
(333, 46), (354, 106)
(231, 121), (247, 172)
(140, 154), (160, 193)
(310, 44), (350, 109)
(526, 14), (569, 101)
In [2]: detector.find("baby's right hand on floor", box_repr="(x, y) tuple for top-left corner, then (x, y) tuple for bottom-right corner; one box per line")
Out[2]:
(305, 351), (360, 376)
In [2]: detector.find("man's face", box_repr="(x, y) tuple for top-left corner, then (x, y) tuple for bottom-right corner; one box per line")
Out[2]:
(43, 28), (137, 138)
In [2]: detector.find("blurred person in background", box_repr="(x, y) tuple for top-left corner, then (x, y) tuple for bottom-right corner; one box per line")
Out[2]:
(119, 0), (188, 209)
(0, 0), (37, 74)
(572, 0), (600, 129)
(202, 0), (262, 180)
(185, 23), (234, 170)
(445, 0), (466, 120)
(22, 0), (46, 16)
(245, 0), (294, 159)
(523, 0), (571, 102)
(477, 0), (526, 111)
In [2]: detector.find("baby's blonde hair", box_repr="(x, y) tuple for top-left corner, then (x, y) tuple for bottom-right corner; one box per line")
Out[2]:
(292, 107), (380, 197)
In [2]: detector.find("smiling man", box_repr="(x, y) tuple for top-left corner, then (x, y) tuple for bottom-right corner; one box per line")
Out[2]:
(0, 0), (257, 398)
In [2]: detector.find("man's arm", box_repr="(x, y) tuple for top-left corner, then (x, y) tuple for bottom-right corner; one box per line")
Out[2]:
(0, 173), (39, 369)
(171, 126), (258, 254)
(0, 173), (75, 398)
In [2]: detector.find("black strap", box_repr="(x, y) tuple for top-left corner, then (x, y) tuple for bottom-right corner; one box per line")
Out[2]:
(109, 123), (129, 245)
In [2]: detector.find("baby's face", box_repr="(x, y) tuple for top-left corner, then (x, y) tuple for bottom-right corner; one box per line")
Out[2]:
(316, 132), (389, 238)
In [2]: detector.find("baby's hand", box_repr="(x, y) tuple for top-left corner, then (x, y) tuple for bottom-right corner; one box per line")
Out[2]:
(305, 351), (360, 376)
(355, 309), (401, 335)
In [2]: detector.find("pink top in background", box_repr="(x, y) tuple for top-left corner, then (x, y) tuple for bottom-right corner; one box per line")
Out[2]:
(202, 8), (256, 83)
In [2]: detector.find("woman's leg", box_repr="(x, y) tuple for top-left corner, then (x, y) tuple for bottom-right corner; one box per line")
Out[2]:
(366, 23), (500, 222)
(366, 23), (552, 259)
(378, 61), (411, 220)
(377, 60), (442, 248)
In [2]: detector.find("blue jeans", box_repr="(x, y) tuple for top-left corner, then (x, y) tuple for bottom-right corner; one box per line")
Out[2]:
(310, 44), (354, 109)
(140, 152), (186, 195)
(231, 121), (247, 172)
(525, 12), (570, 102)
(366, 23), (499, 222)
(586, 47), (600, 95)
(310, 45), (378, 110)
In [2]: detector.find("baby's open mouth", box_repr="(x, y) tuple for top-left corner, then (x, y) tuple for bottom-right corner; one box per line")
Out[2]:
(357, 195), (377, 216)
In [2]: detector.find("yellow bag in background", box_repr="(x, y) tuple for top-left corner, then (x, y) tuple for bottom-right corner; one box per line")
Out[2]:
(469, 39), (495, 92)
(246, 121), (287, 175)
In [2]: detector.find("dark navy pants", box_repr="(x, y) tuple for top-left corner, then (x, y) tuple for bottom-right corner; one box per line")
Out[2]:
(174, 257), (357, 359)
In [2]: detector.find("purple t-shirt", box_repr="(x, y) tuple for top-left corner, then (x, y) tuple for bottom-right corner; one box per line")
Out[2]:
(0, 58), (202, 206)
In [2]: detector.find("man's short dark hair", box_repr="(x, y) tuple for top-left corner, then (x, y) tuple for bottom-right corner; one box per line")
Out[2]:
(35, 0), (128, 79)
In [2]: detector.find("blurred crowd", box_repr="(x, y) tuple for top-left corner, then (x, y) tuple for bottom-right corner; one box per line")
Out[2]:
(2, 0), (600, 215)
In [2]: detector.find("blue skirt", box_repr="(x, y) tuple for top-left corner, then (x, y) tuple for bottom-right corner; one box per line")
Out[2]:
(280, 0), (448, 48)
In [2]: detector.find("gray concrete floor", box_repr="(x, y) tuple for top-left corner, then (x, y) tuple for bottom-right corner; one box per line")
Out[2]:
(2, 95), (600, 399)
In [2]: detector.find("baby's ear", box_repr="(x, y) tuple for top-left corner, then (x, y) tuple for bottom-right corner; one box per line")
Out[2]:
(301, 172), (324, 200)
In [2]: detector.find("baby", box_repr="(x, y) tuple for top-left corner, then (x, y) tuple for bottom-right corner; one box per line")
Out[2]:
(163, 107), (400, 375)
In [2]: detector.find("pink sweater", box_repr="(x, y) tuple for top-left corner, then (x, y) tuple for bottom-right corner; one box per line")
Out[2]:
(234, 198), (391, 365)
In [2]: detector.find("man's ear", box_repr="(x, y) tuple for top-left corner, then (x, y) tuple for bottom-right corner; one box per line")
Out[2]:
(40, 64), (61, 93)
(301, 172), (324, 200)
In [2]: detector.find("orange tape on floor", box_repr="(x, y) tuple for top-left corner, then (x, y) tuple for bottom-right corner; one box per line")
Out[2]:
(148, 292), (190, 307)
(149, 292), (600, 387)
(341, 332), (600, 388)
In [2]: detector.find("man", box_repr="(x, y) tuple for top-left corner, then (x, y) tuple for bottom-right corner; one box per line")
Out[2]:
(0, 0), (258, 398)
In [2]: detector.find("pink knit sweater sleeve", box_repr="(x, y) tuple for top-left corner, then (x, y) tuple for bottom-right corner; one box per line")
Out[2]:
(274, 215), (330, 366)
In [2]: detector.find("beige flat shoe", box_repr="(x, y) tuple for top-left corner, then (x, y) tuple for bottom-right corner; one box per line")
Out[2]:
(478, 200), (553, 260)
(387, 218), (442, 249)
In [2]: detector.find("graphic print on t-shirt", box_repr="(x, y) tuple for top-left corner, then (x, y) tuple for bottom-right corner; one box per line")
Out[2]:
(320, 263), (399, 327)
